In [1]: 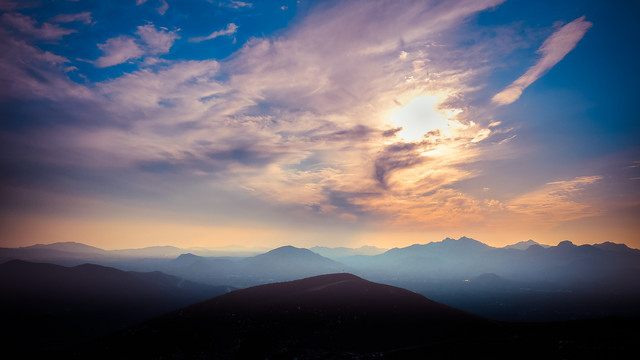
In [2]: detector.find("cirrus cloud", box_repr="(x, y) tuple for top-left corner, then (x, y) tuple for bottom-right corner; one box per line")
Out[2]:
(492, 16), (592, 106)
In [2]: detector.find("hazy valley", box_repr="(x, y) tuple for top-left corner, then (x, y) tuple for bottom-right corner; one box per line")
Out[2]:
(2, 237), (640, 358)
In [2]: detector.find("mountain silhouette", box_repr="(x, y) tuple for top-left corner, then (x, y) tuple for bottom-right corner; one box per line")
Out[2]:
(0, 260), (233, 358)
(3, 238), (640, 323)
(504, 239), (550, 250)
(0, 241), (110, 265)
(69, 272), (640, 359)
(163, 245), (348, 287)
(240, 245), (346, 279)
(70, 273), (485, 359)
(24, 241), (107, 254)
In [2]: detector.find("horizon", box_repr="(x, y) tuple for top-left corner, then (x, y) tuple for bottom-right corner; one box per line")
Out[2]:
(9, 236), (637, 252)
(1, 0), (639, 250)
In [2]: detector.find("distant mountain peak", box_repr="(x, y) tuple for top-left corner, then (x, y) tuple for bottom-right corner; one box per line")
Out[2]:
(254, 246), (338, 263)
(440, 236), (489, 248)
(271, 245), (298, 251)
(264, 245), (312, 255)
(173, 253), (203, 265)
(457, 236), (476, 242)
(22, 241), (107, 254)
(593, 242), (639, 253)
(504, 239), (550, 250)
(557, 240), (576, 248)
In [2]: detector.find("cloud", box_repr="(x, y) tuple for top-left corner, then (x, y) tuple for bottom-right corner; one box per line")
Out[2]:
(11, 0), (603, 233)
(492, 16), (592, 106)
(0, 29), (91, 100)
(95, 36), (145, 68)
(136, 24), (180, 54)
(94, 24), (179, 67)
(0, 0), (38, 11)
(1, 12), (76, 39)
(25, 0), (506, 221)
(220, 1), (253, 9)
(507, 175), (603, 222)
(50, 12), (93, 25)
(189, 23), (238, 42)
(156, 0), (168, 15)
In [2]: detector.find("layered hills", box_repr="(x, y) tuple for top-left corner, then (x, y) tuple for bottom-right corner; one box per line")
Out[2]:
(69, 273), (638, 359)
(70, 273), (486, 359)
(0, 260), (233, 358)
(2, 237), (640, 322)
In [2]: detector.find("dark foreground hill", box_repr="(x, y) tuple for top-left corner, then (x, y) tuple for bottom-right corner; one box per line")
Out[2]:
(0, 260), (233, 358)
(69, 273), (481, 359)
(67, 273), (639, 360)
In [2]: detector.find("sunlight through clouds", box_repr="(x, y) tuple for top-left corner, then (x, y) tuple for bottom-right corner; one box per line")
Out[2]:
(1, 0), (636, 248)
(390, 96), (449, 142)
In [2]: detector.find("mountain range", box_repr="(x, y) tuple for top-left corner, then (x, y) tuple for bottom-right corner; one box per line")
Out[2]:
(2, 236), (640, 358)
(2, 237), (639, 322)
(68, 273), (638, 360)
(0, 260), (233, 358)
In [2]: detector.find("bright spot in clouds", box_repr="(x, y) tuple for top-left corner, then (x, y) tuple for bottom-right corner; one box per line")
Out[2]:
(390, 96), (448, 142)
(0, 0), (637, 249)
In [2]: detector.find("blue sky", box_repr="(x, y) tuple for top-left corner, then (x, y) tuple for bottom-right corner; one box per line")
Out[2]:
(1, 0), (638, 249)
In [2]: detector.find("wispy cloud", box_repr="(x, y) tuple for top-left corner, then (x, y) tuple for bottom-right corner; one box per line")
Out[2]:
(136, 24), (180, 54)
(94, 24), (179, 67)
(1, 12), (76, 39)
(156, 0), (168, 15)
(0, 30), (91, 99)
(217, 1), (253, 9)
(507, 175), (603, 222)
(50, 12), (93, 25)
(492, 16), (592, 106)
(189, 23), (237, 42)
(95, 36), (145, 68)
(0, 0), (38, 11)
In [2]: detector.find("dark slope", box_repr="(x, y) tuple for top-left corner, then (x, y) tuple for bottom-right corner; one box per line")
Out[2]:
(0, 260), (233, 358)
(70, 273), (640, 359)
(71, 273), (486, 359)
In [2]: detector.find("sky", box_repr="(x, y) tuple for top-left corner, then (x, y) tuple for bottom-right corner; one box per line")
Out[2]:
(1, 0), (639, 250)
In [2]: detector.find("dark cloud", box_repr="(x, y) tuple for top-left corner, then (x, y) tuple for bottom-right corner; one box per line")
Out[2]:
(207, 146), (281, 167)
(310, 125), (374, 142)
(374, 142), (424, 188)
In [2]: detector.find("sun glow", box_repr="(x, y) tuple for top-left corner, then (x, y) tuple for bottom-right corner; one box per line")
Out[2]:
(390, 96), (449, 142)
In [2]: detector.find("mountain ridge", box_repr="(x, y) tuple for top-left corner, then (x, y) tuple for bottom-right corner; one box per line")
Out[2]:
(69, 273), (485, 359)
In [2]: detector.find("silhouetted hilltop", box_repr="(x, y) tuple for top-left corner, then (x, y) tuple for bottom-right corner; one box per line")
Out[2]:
(0, 260), (233, 358)
(0, 242), (266, 266)
(203, 272), (475, 319)
(593, 241), (640, 254)
(69, 273), (640, 359)
(241, 245), (346, 278)
(504, 239), (550, 250)
(25, 241), (107, 254)
(70, 273), (484, 359)
(162, 245), (348, 286)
